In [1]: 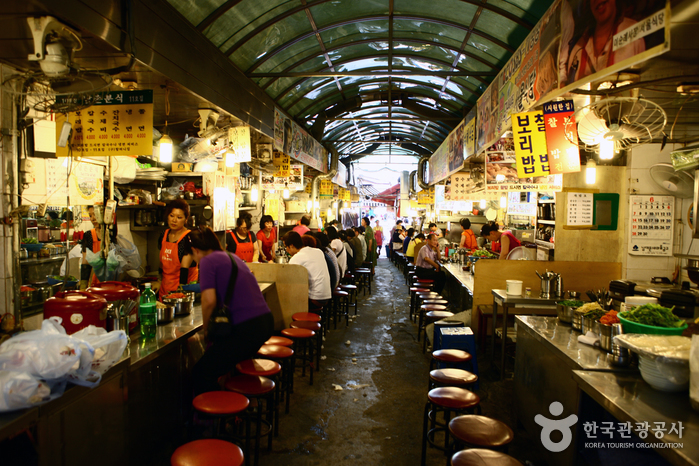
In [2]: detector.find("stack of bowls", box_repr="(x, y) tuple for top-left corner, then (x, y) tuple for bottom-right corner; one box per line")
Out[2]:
(638, 355), (689, 392)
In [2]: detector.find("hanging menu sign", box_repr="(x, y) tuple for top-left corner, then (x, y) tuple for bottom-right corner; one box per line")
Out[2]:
(417, 187), (435, 205)
(566, 192), (593, 226)
(628, 195), (673, 256)
(319, 180), (334, 199)
(56, 90), (153, 157)
(512, 110), (549, 178)
(542, 100), (581, 175)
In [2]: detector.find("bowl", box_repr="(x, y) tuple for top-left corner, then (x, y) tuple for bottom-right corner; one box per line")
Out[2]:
(162, 291), (195, 316)
(22, 243), (43, 252)
(599, 323), (613, 352)
(618, 315), (688, 335)
(638, 355), (689, 392)
(581, 316), (600, 335)
(156, 305), (175, 325)
(571, 311), (583, 332)
(556, 304), (574, 324)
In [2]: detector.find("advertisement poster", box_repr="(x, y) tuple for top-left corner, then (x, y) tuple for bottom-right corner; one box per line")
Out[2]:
(427, 118), (467, 185)
(261, 164), (304, 191)
(511, 110), (550, 178)
(542, 100), (581, 174)
(559, 0), (669, 93)
(274, 108), (328, 173)
(319, 180), (334, 199)
(628, 195), (673, 256)
(485, 138), (562, 192)
(464, 107), (477, 160)
(56, 90), (153, 157)
(272, 151), (290, 177)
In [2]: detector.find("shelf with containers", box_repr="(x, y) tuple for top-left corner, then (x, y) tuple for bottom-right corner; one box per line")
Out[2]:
(536, 192), (556, 260)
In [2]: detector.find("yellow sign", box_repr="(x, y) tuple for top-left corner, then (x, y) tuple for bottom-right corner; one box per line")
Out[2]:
(418, 187), (435, 205)
(464, 117), (476, 158)
(319, 180), (333, 199)
(339, 188), (350, 201)
(265, 196), (280, 220)
(272, 151), (290, 177)
(56, 90), (153, 157)
(511, 110), (549, 178)
(305, 180), (312, 193)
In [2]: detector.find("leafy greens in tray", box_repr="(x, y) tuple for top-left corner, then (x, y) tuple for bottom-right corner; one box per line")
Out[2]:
(619, 304), (685, 328)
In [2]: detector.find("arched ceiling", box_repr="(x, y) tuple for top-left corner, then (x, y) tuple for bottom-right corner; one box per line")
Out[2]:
(167, 0), (554, 162)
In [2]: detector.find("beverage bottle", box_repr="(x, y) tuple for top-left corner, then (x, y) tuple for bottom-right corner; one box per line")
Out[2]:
(139, 283), (157, 338)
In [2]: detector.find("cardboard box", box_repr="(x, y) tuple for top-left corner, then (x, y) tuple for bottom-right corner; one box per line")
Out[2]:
(172, 162), (192, 172)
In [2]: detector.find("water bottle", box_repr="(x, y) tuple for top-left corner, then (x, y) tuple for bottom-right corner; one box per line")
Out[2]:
(139, 283), (157, 338)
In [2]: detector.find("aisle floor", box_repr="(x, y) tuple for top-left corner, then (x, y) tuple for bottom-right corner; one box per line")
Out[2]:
(258, 257), (547, 466)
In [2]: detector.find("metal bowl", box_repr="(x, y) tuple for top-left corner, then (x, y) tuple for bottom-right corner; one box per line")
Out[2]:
(156, 305), (175, 325)
(162, 291), (195, 316)
(571, 311), (583, 332)
(599, 323), (613, 352)
(556, 304), (574, 324)
(581, 316), (600, 336)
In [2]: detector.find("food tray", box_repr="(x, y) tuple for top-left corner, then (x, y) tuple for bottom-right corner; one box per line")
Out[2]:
(618, 315), (687, 335)
(22, 243), (43, 252)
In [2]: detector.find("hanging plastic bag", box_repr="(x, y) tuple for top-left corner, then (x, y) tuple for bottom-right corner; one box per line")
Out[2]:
(85, 249), (108, 281)
(0, 370), (51, 412)
(60, 244), (84, 275)
(113, 234), (142, 273)
(112, 156), (137, 184)
(71, 326), (128, 376)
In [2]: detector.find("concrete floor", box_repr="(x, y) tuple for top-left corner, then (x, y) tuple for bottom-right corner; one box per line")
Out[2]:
(257, 257), (548, 466)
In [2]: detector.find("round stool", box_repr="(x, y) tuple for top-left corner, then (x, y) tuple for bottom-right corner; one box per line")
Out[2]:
(355, 268), (372, 295)
(423, 299), (448, 306)
(257, 345), (294, 415)
(416, 293), (442, 323)
(421, 387), (481, 465)
(171, 439), (244, 466)
(422, 310), (455, 353)
(224, 375), (275, 466)
(417, 304), (447, 343)
(339, 284), (358, 315)
(281, 327), (316, 385)
(332, 289), (350, 329)
(409, 287), (430, 321)
(192, 391), (249, 441)
(451, 448), (523, 466)
(290, 320), (322, 372)
(291, 312), (321, 323)
(448, 415), (514, 453)
(265, 336), (293, 347)
(235, 359), (282, 439)
(430, 349), (472, 371)
(429, 368), (478, 390)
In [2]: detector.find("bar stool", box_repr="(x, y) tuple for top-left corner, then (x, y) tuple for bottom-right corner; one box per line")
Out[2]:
(235, 360), (282, 438)
(256, 345), (294, 414)
(292, 311), (324, 338)
(420, 387), (481, 466)
(422, 310), (454, 353)
(355, 268), (372, 295)
(289, 320), (322, 372)
(430, 349), (472, 371)
(417, 304), (447, 342)
(281, 327), (316, 385)
(339, 284), (358, 315)
(331, 289), (350, 329)
(451, 449), (523, 466)
(171, 439), (244, 466)
(409, 287), (430, 321)
(448, 415), (514, 457)
(224, 375), (275, 466)
(423, 299), (448, 307)
(265, 336), (293, 347)
(192, 391), (250, 444)
(428, 368), (478, 390)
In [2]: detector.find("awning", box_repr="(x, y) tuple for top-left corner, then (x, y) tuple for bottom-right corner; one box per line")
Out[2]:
(372, 183), (400, 205)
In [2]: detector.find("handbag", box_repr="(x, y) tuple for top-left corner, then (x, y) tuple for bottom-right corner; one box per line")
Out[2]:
(207, 253), (238, 341)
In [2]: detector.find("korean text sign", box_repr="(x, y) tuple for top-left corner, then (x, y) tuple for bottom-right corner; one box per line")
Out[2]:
(56, 90), (153, 157)
(542, 100), (580, 174)
(512, 110), (549, 178)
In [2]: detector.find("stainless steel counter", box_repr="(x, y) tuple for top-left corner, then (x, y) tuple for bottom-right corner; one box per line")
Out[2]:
(573, 370), (699, 466)
(442, 263), (474, 293)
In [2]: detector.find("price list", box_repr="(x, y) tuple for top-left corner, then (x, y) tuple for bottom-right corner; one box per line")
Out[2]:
(628, 195), (673, 256)
(566, 192), (593, 226)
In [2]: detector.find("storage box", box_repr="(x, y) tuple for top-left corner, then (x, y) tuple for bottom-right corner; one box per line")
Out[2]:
(172, 162), (192, 172)
(438, 326), (479, 388)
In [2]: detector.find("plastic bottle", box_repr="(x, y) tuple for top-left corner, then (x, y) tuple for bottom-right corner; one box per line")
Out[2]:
(139, 283), (157, 338)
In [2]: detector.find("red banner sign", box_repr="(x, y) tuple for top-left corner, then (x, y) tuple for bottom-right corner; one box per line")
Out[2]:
(542, 100), (581, 175)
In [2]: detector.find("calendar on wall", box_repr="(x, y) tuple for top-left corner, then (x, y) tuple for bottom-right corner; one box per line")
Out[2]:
(628, 195), (674, 256)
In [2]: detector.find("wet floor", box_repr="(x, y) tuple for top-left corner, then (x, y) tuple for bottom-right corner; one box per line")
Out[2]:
(259, 257), (547, 466)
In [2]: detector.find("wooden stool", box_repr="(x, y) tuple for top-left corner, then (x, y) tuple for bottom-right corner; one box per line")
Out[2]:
(281, 327), (316, 385)
(430, 349), (472, 371)
(355, 268), (372, 295)
(451, 449), (523, 466)
(235, 360), (281, 439)
(332, 289), (350, 329)
(422, 310), (455, 353)
(265, 336), (293, 347)
(339, 284), (358, 315)
(420, 387), (481, 466)
(448, 415), (514, 455)
(428, 368), (478, 390)
(224, 375), (275, 466)
(290, 321), (322, 372)
(171, 439), (244, 466)
(256, 345), (294, 415)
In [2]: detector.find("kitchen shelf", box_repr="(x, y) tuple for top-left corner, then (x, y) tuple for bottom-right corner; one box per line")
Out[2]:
(538, 220), (556, 225)
(20, 255), (66, 265)
(118, 204), (161, 209)
(186, 199), (209, 205)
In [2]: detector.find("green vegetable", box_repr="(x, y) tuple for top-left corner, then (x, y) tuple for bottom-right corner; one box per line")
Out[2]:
(50, 275), (77, 282)
(22, 238), (38, 244)
(583, 308), (606, 321)
(557, 300), (584, 307)
(471, 250), (496, 258)
(619, 304), (684, 328)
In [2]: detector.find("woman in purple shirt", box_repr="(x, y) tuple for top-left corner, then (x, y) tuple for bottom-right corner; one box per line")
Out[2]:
(188, 226), (274, 395)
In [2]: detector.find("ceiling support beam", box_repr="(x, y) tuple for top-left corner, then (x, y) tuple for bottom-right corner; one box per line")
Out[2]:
(250, 71), (499, 78)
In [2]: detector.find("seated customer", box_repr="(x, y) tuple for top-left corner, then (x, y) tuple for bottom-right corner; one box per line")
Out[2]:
(402, 228), (415, 254)
(414, 233), (446, 294)
(406, 233), (425, 263)
(283, 231), (331, 310)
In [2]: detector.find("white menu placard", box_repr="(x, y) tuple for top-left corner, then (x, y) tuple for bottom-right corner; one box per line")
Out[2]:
(628, 195), (673, 256)
(566, 192), (593, 226)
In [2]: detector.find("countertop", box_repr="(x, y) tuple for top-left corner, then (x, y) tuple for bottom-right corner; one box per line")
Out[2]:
(573, 370), (699, 466)
(442, 263), (474, 293)
(516, 316), (635, 372)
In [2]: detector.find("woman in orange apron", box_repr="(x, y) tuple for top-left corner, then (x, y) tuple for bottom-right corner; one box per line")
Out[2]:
(80, 206), (102, 289)
(226, 214), (259, 263)
(158, 200), (198, 300)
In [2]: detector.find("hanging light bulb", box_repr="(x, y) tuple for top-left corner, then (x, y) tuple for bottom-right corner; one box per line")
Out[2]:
(251, 185), (259, 202)
(500, 196), (507, 208)
(159, 134), (173, 163)
(599, 138), (615, 160)
(586, 158), (597, 185)
(283, 184), (290, 199)
(225, 148), (235, 167)
(480, 199), (486, 209)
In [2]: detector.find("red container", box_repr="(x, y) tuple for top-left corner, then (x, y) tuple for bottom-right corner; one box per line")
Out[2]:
(44, 291), (107, 334)
(87, 281), (141, 333)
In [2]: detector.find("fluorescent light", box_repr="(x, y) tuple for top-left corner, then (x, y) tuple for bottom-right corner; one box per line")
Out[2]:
(586, 158), (597, 184)
(251, 185), (258, 202)
(283, 187), (290, 199)
(326, 208), (332, 219)
(599, 139), (615, 160)
(307, 200), (312, 212)
(500, 196), (507, 208)
(159, 134), (173, 163)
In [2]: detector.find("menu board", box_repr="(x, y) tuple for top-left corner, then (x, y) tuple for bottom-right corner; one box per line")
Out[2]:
(566, 192), (593, 226)
(628, 195), (673, 256)
(319, 180), (334, 199)
(273, 108), (328, 173)
(417, 186), (435, 205)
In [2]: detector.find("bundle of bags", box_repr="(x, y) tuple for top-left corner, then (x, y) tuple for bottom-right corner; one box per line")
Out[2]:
(0, 317), (127, 412)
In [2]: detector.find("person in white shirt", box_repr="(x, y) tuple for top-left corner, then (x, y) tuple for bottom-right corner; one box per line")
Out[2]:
(354, 226), (367, 261)
(326, 226), (347, 277)
(283, 231), (331, 309)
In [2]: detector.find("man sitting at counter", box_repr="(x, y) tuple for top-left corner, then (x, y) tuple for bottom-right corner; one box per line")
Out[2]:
(415, 233), (446, 293)
(283, 231), (331, 311)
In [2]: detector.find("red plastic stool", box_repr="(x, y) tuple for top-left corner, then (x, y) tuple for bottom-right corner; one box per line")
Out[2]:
(257, 345), (294, 415)
(265, 336), (293, 347)
(281, 327), (316, 385)
(430, 349), (473, 371)
(290, 321), (322, 372)
(171, 439), (244, 466)
(193, 391), (250, 444)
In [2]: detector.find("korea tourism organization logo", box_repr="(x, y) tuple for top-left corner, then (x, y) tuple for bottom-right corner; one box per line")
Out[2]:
(535, 401), (684, 452)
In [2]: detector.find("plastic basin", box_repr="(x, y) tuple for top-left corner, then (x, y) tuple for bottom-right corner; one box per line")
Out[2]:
(618, 315), (687, 335)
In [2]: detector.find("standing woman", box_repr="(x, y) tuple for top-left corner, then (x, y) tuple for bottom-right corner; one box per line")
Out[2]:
(189, 226), (273, 395)
(373, 220), (383, 257)
(80, 206), (102, 289)
(256, 215), (276, 263)
(459, 218), (478, 252)
(362, 217), (376, 271)
(158, 199), (198, 300)
(480, 222), (521, 260)
(226, 214), (260, 263)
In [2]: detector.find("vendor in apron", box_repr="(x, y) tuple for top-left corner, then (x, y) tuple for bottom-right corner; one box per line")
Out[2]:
(226, 214), (259, 263)
(480, 222), (521, 260)
(79, 206), (103, 290)
(158, 199), (198, 300)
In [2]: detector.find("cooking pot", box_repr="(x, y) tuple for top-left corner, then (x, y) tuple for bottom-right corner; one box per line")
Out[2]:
(19, 248), (28, 259)
(44, 291), (107, 334)
(157, 305), (175, 324)
(162, 291), (195, 316)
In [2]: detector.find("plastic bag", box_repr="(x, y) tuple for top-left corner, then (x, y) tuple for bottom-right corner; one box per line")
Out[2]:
(71, 326), (127, 376)
(112, 156), (137, 184)
(126, 189), (153, 205)
(113, 234), (142, 274)
(60, 244), (84, 275)
(0, 370), (51, 412)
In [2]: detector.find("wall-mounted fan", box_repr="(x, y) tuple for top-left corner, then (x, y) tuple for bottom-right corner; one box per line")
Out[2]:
(565, 97), (667, 154)
(649, 163), (695, 198)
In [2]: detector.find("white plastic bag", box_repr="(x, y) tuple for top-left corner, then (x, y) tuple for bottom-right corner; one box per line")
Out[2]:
(0, 370), (51, 412)
(114, 234), (142, 274)
(60, 244), (84, 275)
(112, 156), (137, 184)
(71, 326), (127, 376)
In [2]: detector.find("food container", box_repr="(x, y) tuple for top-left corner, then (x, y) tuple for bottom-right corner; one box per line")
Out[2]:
(607, 323), (631, 366)
(87, 282), (141, 333)
(162, 291), (195, 316)
(571, 311), (583, 332)
(19, 248), (28, 259)
(581, 316), (600, 336)
(43, 291), (107, 334)
(20, 288), (35, 305)
(506, 280), (523, 296)
(638, 355), (689, 392)
(618, 315), (688, 336)
(599, 323), (613, 352)
(157, 305), (175, 325)
(556, 304), (574, 323)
